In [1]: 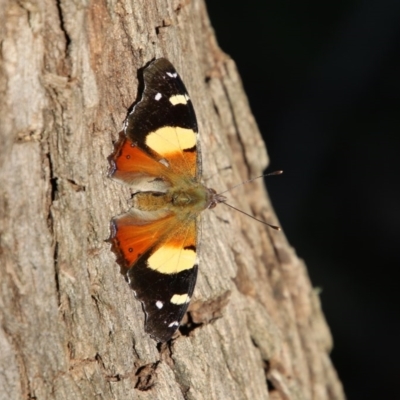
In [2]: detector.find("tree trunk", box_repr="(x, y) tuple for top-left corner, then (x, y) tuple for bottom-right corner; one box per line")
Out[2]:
(0, 1), (345, 399)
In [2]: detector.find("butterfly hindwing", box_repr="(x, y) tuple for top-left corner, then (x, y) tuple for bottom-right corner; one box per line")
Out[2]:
(126, 218), (198, 342)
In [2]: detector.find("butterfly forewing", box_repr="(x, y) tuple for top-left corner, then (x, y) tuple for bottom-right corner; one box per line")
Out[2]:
(125, 58), (199, 180)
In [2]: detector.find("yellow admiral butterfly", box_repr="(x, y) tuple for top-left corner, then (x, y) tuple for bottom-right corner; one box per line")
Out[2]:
(108, 58), (226, 342)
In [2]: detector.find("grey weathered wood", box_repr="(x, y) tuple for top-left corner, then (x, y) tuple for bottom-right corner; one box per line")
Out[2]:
(0, 1), (345, 399)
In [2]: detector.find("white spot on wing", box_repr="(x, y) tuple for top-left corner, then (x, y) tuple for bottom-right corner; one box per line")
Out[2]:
(169, 94), (189, 106)
(155, 301), (164, 309)
(168, 321), (179, 328)
(170, 293), (190, 305)
(155, 93), (162, 101)
(166, 72), (178, 78)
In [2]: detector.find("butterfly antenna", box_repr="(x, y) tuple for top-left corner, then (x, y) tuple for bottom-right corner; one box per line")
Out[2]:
(217, 170), (283, 196)
(221, 202), (281, 230)
(214, 170), (283, 230)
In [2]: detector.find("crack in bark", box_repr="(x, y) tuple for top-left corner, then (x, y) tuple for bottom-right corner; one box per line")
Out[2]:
(55, 0), (71, 53)
(250, 338), (277, 396)
(134, 361), (159, 391)
(179, 291), (231, 338)
(53, 242), (61, 307)
(155, 19), (172, 36)
(45, 150), (62, 311)
(178, 312), (203, 337)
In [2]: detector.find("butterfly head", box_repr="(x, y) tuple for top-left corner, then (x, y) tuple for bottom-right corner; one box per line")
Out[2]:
(207, 188), (226, 209)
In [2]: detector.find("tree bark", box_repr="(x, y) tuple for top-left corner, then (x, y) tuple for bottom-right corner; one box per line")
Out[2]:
(0, 1), (345, 399)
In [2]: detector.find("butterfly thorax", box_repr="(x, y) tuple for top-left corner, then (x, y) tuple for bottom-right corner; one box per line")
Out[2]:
(132, 184), (224, 214)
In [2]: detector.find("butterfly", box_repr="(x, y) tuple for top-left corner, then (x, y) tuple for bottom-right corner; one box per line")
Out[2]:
(108, 58), (226, 342)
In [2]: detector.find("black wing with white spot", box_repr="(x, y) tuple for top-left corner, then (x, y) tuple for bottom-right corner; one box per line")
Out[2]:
(124, 58), (199, 165)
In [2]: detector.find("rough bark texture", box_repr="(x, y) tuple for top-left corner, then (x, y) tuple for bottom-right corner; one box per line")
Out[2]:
(0, 1), (345, 399)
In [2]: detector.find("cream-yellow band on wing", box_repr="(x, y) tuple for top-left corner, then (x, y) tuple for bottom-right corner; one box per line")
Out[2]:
(146, 126), (196, 155)
(169, 94), (189, 106)
(147, 245), (196, 274)
(170, 293), (191, 305)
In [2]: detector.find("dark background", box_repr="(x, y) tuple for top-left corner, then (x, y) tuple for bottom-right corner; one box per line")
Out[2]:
(206, 1), (400, 399)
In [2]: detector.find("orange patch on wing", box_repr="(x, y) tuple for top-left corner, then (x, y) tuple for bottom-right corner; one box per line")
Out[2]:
(110, 214), (197, 275)
(109, 135), (166, 182)
(165, 150), (197, 178)
(164, 220), (196, 249)
(110, 134), (197, 183)
(110, 214), (174, 273)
